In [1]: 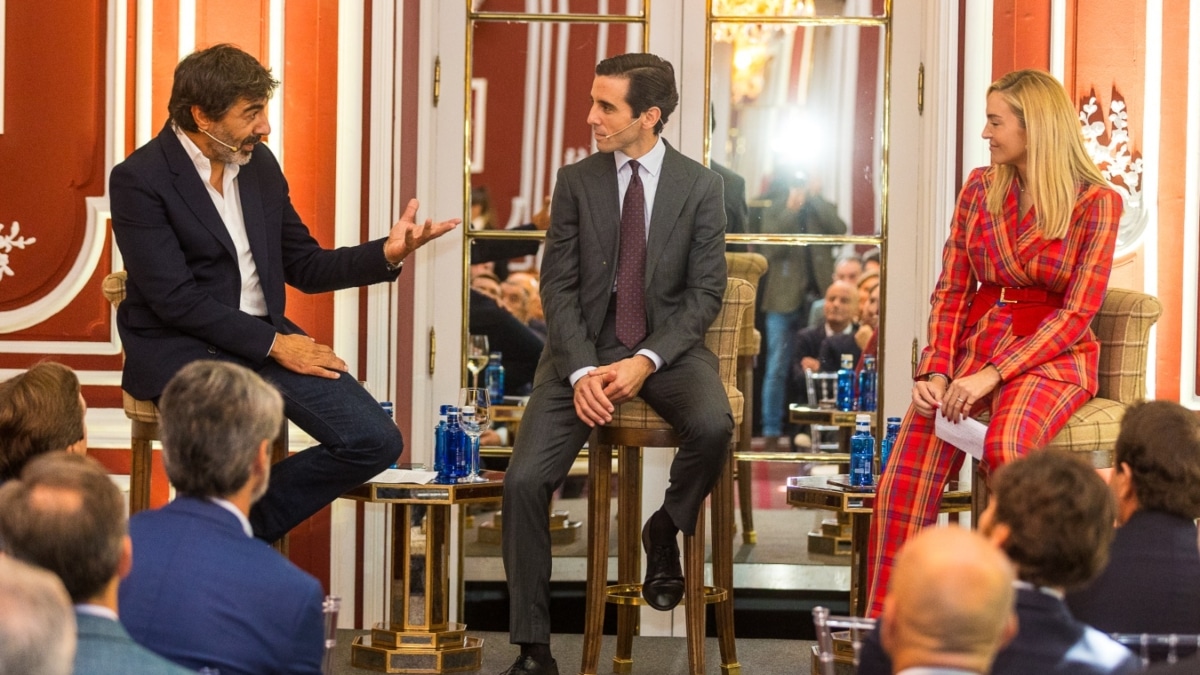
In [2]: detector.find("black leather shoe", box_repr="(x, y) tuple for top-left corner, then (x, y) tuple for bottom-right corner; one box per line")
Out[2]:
(500, 654), (559, 675)
(641, 520), (685, 611)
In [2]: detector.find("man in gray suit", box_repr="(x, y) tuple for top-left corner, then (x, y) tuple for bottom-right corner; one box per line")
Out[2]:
(500, 53), (732, 675)
(0, 452), (191, 675)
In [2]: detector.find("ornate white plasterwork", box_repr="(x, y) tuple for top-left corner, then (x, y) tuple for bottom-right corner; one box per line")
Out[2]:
(1079, 91), (1146, 255)
(0, 221), (36, 282)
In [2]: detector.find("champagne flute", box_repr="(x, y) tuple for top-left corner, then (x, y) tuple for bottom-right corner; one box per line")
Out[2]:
(466, 334), (490, 388)
(457, 387), (492, 483)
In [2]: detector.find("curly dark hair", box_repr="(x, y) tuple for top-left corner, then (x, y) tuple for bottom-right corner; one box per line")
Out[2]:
(989, 450), (1114, 591)
(595, 53), (678, 136)
(1115, 400), (1200, 520)
(168, 44), (279, 132)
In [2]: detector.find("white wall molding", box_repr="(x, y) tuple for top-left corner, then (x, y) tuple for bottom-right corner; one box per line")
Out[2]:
(1180, 0), (1200, 408)
(1141, 0), (1162, 398)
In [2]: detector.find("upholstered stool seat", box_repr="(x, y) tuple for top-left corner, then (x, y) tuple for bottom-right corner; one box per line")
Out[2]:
(580, 278), (753, 675)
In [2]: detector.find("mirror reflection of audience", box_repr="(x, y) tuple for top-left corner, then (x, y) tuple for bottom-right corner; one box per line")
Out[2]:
(757, 169), (846, 451)
(0, 555), (76, 675)
(501, 272), (547, 340)
(807, 255), (863, 329)
(856, 282), (881, 370)
(794, 279), (860, 376)
(468, 273), (544, 398)
(470, 185), (551, 280)
(862, 246), (881, 274)
(859, 450), (1141, 675)
(1065, 401), (1200, 639)
(0, 362), (88, 483)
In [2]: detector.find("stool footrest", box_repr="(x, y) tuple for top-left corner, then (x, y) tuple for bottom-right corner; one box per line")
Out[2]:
(604, 583), (728, 606)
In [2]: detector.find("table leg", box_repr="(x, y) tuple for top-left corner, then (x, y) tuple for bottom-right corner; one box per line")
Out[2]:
(849, 512), (870, 617)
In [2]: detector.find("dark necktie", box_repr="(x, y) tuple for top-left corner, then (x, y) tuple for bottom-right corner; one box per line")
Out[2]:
(616, 159), (647, 349)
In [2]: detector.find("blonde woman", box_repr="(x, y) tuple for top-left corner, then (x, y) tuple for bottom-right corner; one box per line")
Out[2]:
(866, 69), (1121, 616)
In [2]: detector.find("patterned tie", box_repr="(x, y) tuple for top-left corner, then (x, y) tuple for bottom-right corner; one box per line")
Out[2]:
(615, 159), (647, 349)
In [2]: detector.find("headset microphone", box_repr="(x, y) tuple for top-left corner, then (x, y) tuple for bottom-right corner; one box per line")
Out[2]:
(602, 116), (641, 140)
(200, 127), (242, 153)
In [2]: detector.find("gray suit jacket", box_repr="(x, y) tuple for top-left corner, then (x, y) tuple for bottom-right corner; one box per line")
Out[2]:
(74, 611), (193, 674)
(536, 141), (727, 384)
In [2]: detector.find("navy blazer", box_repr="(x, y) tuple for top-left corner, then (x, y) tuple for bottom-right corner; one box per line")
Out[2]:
(119, 497), (325, 675)
(857, 586), (1140, 675)
(74, 611), (193, 674)
(1067, 510), (1200, 635)
(109, 122), (399, 400)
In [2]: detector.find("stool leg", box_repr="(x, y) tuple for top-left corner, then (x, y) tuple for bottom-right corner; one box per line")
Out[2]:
(271, 430), (290, 556)
(129, 419), (155, 514)
(736, 356), (756, 544)
(581, 439), (612, 675)
(613, 445), (642, 673)
(684, 509), (706, 675)
(735, 460), (755, 544)
(713, 449), (739, 671)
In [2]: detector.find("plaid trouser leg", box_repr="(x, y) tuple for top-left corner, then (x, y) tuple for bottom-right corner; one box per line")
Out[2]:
(864, 373), (1089, 617)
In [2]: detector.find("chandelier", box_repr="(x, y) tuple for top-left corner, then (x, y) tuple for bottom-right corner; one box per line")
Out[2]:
(712, 0), (815, 102)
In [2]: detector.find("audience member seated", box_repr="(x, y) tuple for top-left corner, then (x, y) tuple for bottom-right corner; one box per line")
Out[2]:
(472, 271), (505, 304)
(862, 247), (881, 274)
(0, 362), (87, 482)
(502, 272), (548, 340)
(807, 256), (864, 330)
(1067, 400), (1200, 636)
(468, 288), (545, 397)
(0, 453), (191, 674)
(859, 450), (1140, 675)
(881, 527), (1018, 675)
(856, 282), (881, 370)
(118, 361), (325, 675)
(0, 555), (75, 675)
(794, 279), (859, 375)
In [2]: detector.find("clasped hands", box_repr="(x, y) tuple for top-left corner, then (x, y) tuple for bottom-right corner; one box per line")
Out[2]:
(573, 356), (656, 427)
(912, 365), (1001, 423)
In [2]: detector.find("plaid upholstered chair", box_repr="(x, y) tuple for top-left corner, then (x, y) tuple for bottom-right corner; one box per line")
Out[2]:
(971, 287), (1163, 516)
(726, 252), (768, 544)
(580, 277), (753, 675)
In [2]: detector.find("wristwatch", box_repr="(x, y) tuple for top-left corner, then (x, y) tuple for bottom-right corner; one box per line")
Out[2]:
(386, 258), (404, 273)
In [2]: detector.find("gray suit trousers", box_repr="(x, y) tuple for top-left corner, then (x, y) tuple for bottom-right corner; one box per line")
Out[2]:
(502, 310), (733, 645)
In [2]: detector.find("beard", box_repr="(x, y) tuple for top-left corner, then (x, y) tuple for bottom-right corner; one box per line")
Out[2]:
(207, 127), (260, 166)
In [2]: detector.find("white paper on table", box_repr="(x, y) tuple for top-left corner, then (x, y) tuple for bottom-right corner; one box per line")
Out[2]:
(934, 413), (988, 461)
(366, 468), (439, 485)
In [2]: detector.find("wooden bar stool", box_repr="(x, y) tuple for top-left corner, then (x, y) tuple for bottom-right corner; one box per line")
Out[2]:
(580, 278), (753, 675)
(725, 252), (767, 544)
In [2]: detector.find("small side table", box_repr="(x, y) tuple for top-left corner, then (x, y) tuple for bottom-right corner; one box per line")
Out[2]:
(786, 475), (970, 616)
(788, 404), (873, 454)
(342, 473), (504, 673)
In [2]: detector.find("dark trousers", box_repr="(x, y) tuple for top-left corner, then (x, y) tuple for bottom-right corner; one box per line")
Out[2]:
(249, 363), (402, 542)
(501, 311), (733, 645)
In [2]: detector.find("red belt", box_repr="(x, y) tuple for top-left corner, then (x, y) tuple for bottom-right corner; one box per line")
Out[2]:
(965, 284), (1064, 336)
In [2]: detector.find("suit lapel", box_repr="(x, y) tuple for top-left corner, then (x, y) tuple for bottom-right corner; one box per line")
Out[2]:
(161, 123), (238, 260)
(586, 155), (621, 263)
(645, 144), (690, 285)
(236, 165), (273, 293)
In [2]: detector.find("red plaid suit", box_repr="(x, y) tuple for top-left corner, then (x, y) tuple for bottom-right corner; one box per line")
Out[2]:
(865, 167), (1121, 616)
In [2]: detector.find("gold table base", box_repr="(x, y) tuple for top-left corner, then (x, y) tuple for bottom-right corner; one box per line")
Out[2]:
(350, 629), (483, 674)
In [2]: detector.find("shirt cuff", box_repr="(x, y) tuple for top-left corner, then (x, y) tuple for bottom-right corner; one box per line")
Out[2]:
(569, 366), (596, 387)
(636, 349), (663, 372)
(266, 333), (278, 359)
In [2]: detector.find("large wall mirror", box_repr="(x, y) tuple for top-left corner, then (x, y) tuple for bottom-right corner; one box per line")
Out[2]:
(458, 0), (891, 613)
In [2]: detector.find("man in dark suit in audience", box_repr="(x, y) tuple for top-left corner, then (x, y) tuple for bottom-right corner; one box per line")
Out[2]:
(119, 361), (325, 675)
(881, 527), (1017, 675)
(1067, 400), (1200, 636)
(858, 451), (1140, 675)
(795, 279), (859, 375)
(0, 453), (191, 675)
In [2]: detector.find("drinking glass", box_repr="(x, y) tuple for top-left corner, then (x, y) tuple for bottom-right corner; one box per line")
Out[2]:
(457, 387), (492, 483)
(466, 335), (490, 388)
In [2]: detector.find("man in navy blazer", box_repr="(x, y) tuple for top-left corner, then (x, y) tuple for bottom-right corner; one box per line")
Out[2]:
(1067, 401), (1200, 638)
(0, 453), (191, 675)
(109, 44), (457, 542)
(499, 53), (732, 675)
(119, 361), (328, 674)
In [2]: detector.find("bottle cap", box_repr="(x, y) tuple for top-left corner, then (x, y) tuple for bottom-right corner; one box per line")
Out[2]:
(440, 404), (452, 415)
(887, 416), (902, 423)
(856, 414), (871, 424)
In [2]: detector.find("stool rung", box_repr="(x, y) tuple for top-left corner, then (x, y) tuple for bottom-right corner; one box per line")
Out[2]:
(604, 583), (728, 606)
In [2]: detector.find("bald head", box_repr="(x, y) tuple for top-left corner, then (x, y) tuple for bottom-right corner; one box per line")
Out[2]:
(883, 527), (1017, 674)
(823, 280), (857, 332)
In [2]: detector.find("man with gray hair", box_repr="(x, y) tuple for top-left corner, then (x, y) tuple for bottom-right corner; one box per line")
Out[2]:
(0, 555), (75, 675)
(118, 361), (325, 675)
(0, 453), (190, 674)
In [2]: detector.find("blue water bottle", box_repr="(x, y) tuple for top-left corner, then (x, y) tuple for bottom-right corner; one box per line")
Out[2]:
(836, 354), (856, 411)
(444, 407), (466, 481)
(485, 352), (505, 401)
(434, 405), (450, 481)
(850, 414), (875, 488)
(880, 416), (901, 475)
(857, 356), (877, 412)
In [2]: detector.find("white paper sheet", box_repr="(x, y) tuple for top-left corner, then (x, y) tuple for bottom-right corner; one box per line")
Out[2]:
(366, 468), (439, 485)
(934, 413), (988, 460)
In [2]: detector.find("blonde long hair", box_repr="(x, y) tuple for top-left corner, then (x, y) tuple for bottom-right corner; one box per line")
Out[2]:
(984, 70), (1107, 240)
